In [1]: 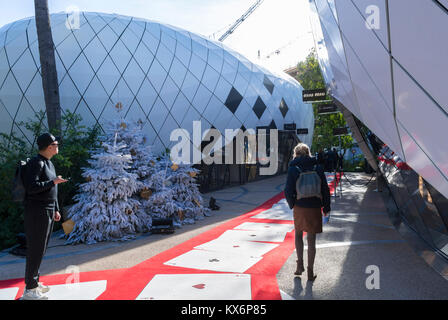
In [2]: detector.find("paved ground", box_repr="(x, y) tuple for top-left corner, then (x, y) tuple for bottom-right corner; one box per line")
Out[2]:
(277, 173), (448, 300)
(0, 172), (447, 300)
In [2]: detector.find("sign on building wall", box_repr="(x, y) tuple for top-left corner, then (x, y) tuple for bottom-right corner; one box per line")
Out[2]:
(317, 103), (338, 114)
(283, 123), (296, 131)
(302, 89), (328, 102)
(333, 127), (348, 136)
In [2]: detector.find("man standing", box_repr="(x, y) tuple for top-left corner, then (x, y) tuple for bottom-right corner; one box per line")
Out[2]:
(21, 133), (67, 300)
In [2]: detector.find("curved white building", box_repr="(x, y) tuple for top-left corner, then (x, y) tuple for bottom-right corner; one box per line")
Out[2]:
(309, 0), (448, 199)
(0, 12), (313, 156)
(309, 0), (448, 258)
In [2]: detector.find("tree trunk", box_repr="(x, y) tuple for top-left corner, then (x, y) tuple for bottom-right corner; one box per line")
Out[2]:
(34, 0), (61, 133)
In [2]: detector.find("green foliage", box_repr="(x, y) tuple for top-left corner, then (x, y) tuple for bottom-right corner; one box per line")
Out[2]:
(295, 49), (354, 156)
(342, 155), (366, 172)
(0, 111), (101, 250)
(0, 133), (33, 249)
(296, 48), (326, 91)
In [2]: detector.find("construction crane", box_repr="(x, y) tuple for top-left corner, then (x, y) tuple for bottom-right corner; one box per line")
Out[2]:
(217, 0), (264, 42)
(263, 31), (313, 60)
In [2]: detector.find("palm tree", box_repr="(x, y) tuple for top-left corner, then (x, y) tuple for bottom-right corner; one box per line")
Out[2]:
(34, 0), (61, 133)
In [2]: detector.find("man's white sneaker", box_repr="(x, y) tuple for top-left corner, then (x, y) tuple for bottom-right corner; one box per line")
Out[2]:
(38, 282), (50, 293)
(21, 287), (49, 300)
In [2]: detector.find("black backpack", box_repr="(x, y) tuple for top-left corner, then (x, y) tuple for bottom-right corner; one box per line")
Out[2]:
(12, 158), (30, 202)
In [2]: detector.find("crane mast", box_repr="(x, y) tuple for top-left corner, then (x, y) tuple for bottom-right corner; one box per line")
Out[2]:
(218, 0), (264, 42)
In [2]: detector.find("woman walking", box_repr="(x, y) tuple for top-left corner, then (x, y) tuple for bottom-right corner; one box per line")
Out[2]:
(284, 143), (331, 281)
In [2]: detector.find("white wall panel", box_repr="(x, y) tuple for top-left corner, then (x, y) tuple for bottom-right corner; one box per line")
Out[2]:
(346, 0), (389, 50)
(336, 0), (393, 112)
(393, 60), (448, 181)
(320, 25), (361, 121)
(397, 122), (448, 199)
(343, 39), (404, 160)
(389, 0), (448, 113)
(314, 0), (346, 70)
(310, 0), (448, 200)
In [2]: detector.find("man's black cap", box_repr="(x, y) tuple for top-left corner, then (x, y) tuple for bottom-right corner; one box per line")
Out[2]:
(37, 133), (58, 150)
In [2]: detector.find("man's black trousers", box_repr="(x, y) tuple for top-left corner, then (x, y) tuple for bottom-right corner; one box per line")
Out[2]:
(24, 200), (54, 290)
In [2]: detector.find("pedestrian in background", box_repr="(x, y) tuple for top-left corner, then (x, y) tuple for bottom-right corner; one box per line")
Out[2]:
(284, 143), (331, 281)
(317, 149), (325, 167)
(21, 133), (67, 300)
(327, 148), (338, 172)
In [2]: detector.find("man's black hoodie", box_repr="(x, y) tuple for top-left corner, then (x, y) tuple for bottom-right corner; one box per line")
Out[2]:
(25, 154), (59, 211)
(284, 155), (331, 213)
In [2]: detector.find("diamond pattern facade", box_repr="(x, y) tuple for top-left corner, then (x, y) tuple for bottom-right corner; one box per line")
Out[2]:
(0, 12), (314, 154)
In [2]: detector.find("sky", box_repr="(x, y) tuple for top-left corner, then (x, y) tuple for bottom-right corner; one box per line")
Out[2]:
(0, 0), (316, 73)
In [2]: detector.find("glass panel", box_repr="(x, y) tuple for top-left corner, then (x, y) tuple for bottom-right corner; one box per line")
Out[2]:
(213, 76), (232, 104)
(252, 97), (267, 119)
(96, 55), (121, 96)
(147, 58), (167, 93)
(188, 53), (206, 82)
(159, 76), (179, 110)
(122, 58), (146, 95)
(136, 78), (158, 116)
(156, 43), (174, 72)
(201, 64), (220, 93)
(224, 87), (243, 114)
(169, 57), (187, 89)
(180, 71), (200, 102)
(192, 84), (212, 114)
(170, 91), (190, 124)
(148, 97), (169, 133)
(68, 53), (95, 94)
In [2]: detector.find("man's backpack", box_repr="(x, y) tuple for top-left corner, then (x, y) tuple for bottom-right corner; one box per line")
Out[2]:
(12, 158), (30, 202)
(295, 164), (322, 200)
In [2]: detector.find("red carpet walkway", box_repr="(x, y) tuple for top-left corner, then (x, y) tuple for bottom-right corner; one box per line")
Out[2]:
(0, 174), (340, 300)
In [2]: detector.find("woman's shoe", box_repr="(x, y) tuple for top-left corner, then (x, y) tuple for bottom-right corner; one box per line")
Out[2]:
(307, 267), (317, 282)
(294, 260), (305, 276)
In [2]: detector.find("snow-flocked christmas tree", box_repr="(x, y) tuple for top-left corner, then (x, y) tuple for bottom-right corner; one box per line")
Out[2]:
(159, 153), (211, 226)
(66, 132), (143, 244)
(101, 105), (157, 231)
(65, 102), (212, 243)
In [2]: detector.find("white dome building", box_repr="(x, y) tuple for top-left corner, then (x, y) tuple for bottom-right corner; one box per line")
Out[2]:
(0, 12), (313, 157)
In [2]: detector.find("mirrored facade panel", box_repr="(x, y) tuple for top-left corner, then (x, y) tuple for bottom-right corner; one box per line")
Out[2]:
(310, 0), (448, 200)
(310, 0), (448, 258)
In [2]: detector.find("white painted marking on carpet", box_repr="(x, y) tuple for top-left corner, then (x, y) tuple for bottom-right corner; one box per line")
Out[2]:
(195, 238), (278, 257)
(234, 222), (294, 233)
(137, 274), (252, 300)
(218, 229), (289, 243)
(0, 287), (19, 300)
(164, 249), (262, 272)
(45, 280), (107, 300)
